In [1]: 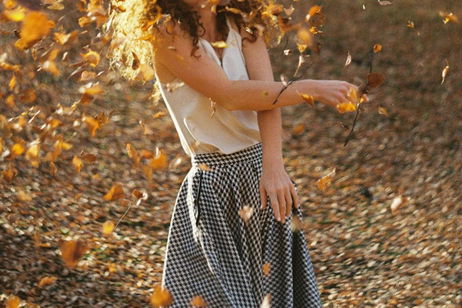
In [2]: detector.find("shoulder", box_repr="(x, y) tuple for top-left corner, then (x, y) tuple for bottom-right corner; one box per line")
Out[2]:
(151, 19), (191, 49)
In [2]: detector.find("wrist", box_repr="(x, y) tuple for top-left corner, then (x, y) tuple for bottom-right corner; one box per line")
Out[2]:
(262, 152), (284, 166)
(303, 79), (320, 102)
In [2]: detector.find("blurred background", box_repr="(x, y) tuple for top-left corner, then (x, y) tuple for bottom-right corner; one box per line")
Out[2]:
(1, 0), (460, 306)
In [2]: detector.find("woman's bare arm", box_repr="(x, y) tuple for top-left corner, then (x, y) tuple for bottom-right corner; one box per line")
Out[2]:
(151, 23), (317, 111)
(241, 27), (284, 163)
(242, 27), (300, 220)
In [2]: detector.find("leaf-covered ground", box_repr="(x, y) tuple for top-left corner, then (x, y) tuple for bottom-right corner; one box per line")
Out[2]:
(1, 0), (461, 307)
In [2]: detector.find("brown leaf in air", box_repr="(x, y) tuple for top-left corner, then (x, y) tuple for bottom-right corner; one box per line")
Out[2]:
(59, 239), (89, 268)
(103, 183), (125, 201)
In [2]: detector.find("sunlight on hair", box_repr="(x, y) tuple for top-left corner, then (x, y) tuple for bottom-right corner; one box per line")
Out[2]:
(103, 0), (161, 82)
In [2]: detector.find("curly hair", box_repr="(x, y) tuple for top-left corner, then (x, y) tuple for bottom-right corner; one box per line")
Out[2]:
(104, 0), (275, 82)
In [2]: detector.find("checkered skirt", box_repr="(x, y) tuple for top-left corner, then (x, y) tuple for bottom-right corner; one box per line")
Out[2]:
(160, 142), (322, 307)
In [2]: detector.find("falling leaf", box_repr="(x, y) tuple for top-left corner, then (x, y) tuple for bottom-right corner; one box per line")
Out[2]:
(82, 50), (100, 67)
(59, 239), (89, 268)
(150, 284), (173, 307)
(306, 5), (322, 22)
(441, 64), (449, 85)
(190, 295), (207, 307)
(102, 221), (115, 236)
(15, 11), (55, 50)
(149, 147), (168, 169)
(198, 163), (211, 171)
(126, 143), (140, 165)
(103, 183), (125, 201)
(298, 91), (315, 106)
(373, 43), (382, 53)
(378, 106), (389, 116)
(345, 51), (352, 66)
(316, 168), (336, 192)
(439, 11), (459, 24)
(290, 215), (305, 232)
(238, 205), (254, 224)
(38, 276), (58, 287)
(262, 262), (271, 276)
(83, 115), (100, 137)
(390, 195), (404, 214)
(336, 101), (356, 113)
(73, 156), (83, 172)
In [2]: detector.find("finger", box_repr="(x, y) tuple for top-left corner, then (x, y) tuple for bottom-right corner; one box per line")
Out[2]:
(259, 184), (267, 209)
(284, 186), (293, 219)
(277, 189), (286, 223)
(290, 183), (300, 209)
(269, 191), (280, 221)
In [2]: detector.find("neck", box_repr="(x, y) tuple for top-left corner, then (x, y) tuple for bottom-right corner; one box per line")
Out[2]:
(191, 1), (218, 38)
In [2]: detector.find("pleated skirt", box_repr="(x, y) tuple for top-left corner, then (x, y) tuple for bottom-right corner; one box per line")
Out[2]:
(160, 142), (322, 307)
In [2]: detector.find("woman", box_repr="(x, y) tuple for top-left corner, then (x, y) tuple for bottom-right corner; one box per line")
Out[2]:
(107, 0), (366, 307)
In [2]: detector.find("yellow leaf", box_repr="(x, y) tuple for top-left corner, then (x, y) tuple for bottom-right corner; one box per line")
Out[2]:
(82, 50), (100, 67)
(298, 92), (315, 106)
(11, 143), (25, 158)
(73, 155), (83, 173)
(210, 40), (227, 48)
(3, 7), (27, 22)
(102, 221), (115, 236)
(336, 101), (356, 113)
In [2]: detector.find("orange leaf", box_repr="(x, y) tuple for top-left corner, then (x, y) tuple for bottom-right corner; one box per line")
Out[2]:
(5, 295), (20, 308)
(190, 295), (207, 307)
(149, 148), (168, 169)
(150, 284), (173, 307)
(15, 11), (55, 50)
(102, 221), (115, 236)
(38, 276), (58, 287)
(316, 168), (336, 192)
(59, 239), (89, 268)
(103, 183), (125, 201)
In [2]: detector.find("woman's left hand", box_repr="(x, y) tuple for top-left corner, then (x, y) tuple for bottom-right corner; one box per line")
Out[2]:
(259, 162), (300, 223)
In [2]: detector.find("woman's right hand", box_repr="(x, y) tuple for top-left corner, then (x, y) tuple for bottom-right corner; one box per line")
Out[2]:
(308, 80), (361, 109)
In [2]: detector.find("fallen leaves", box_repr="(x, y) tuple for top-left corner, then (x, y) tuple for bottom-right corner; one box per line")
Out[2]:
(38, 276), (58, 288)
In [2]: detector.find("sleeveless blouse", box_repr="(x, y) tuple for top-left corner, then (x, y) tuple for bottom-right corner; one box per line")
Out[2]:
(154, 15), (262, 158)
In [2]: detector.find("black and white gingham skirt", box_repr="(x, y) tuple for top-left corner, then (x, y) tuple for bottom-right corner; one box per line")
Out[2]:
(160, 142), (322, 307)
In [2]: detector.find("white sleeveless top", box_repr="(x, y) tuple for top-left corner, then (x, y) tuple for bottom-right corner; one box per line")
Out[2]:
(154, 15), (261, 157)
